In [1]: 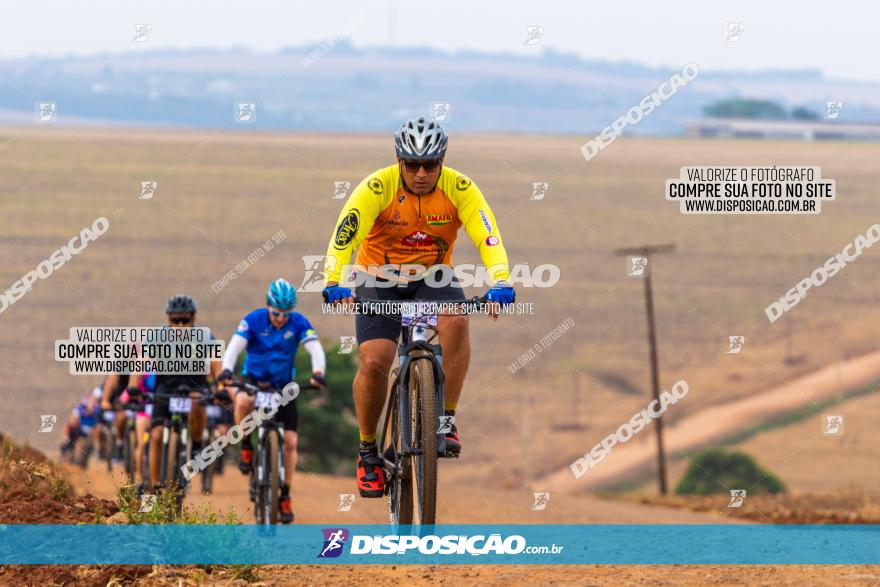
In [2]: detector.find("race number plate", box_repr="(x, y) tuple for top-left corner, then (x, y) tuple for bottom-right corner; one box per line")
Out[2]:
(168, 397), (192, 414)
(401, 301), (439, 327)
(255, 391), (281, 409)
(205, 405), (223, 419)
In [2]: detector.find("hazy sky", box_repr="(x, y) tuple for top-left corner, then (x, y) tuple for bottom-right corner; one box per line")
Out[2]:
(2, 0), (875, 81)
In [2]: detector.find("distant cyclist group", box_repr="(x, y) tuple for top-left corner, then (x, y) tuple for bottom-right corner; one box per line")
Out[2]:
(62, 116), (516, 524)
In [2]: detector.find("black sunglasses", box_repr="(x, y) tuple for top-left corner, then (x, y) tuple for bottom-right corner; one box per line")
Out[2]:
(402, 159), (441, 173)
(169, 315), (194, 325)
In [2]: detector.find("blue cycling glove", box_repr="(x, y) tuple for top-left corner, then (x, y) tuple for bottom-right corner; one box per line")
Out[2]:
(322, 285), (352, 303)
(484, 281), (515, 305)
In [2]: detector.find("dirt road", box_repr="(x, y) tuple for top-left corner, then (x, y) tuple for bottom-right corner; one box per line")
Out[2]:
(68, 458), (739, 525)
(542, 349), (880, 493)
(55, 461), (880, 586)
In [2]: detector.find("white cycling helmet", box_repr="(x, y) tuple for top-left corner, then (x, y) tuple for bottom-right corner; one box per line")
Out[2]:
(394, 116), (448, 161)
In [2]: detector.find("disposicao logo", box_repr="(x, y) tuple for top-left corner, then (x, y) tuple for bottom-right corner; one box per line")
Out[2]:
(318, 528), (349, 558)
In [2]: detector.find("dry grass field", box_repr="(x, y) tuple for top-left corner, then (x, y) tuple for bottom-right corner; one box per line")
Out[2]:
(2, 126), (880, 496)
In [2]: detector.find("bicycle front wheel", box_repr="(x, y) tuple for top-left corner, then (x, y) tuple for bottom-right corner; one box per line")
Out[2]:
(409, 358), (438, 525)
(256, 431), (280, 524)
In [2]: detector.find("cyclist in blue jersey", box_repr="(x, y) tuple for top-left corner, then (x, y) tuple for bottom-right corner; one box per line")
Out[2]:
(218, 278), (327, 523)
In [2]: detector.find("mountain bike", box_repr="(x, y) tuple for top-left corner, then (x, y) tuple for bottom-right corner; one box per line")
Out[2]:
(154, 385), (226, 512)
(231, 378), (318, 525)
(363, 296), (486, 526)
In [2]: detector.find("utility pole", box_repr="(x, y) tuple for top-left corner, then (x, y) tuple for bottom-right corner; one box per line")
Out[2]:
(615, 243), (675, 494)
(519, 330), (532, 489)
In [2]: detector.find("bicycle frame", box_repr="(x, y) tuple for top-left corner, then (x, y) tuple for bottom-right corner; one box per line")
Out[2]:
(255, 420), (285, 501)
(158, 411), (188, 485)
(388, 297), (484, 459)
(365, 296), (486, 525)
(155, 387), (211, 490)
(240, 383), (287, 481)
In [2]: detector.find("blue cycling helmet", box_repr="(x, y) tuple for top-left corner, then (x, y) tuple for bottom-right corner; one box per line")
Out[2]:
(267, 278), (297, 310)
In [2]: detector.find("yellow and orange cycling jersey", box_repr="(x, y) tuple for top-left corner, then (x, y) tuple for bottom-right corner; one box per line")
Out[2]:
(323, 164), (510, 285)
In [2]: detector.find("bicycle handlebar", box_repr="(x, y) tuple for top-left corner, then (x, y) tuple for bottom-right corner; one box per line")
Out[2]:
(349, 296), (488, 316)
(226, 378), (320, 395)
(152, 384), (231, 405)
(113, 400), (145, 412)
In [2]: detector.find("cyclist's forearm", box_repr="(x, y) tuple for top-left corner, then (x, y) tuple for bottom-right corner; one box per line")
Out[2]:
(102, 374), (118, 404)
(221, 334), (247, 372)
(304, 339), (326, 373)
(209, 358), (223, 379)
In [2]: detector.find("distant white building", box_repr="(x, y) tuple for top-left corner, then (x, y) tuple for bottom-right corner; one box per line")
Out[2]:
(687, 117), (880, 140)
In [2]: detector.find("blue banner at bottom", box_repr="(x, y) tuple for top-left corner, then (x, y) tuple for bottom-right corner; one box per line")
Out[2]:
(0, 524), (877, 565)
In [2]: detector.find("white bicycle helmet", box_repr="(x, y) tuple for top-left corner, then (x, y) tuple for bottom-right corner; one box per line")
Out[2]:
(394, 116), (448, 160)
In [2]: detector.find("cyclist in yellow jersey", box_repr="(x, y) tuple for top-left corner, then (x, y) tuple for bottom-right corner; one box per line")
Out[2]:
(322, 116), (515, 497)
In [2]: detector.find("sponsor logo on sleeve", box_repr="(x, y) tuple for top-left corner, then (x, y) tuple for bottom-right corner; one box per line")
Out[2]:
(479, 209), (493, 233)
(456, 176), (472, 191)
(333, 209), (361, 250)
(368, 177), (383, 195)
(486, 235), (500, 247)
(237, 320), (249, 332)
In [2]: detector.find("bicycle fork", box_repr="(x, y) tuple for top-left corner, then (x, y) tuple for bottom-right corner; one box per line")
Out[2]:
(397, 348), (447, 457)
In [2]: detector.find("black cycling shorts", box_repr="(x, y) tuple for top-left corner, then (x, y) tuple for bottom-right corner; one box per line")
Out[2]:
(151, 387), (190, 428)
(355, 273), (466, 343)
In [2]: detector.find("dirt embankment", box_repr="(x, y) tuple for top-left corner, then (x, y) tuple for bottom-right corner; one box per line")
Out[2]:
(0, 433), (152, 586)
(0, 432), (117, 525)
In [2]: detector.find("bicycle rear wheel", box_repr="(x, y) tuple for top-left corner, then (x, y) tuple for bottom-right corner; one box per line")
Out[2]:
(201, 430), (213, 494)
(104, 426), (115, 472)
(162, 427), (179, 488)
(141, 434), (151, 482)
(409, 358), (438, 525)
(124, 427), (137, 482)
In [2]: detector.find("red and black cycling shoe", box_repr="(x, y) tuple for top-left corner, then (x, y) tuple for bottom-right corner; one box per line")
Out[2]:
(443, 424), (461, 457)
(279, 494), (294, 524)
(238, 448), (253, 474)
(356, 454), (386, 498)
